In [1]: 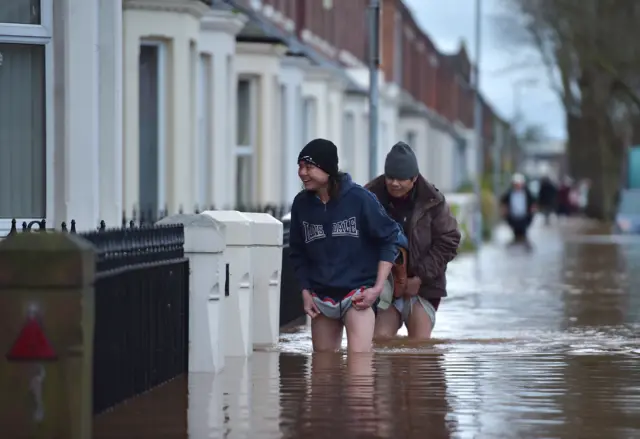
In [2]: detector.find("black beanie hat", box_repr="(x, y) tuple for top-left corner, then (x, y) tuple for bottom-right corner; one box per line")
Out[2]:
(384, 142), (419, 180)
(298, 138), (339, 177)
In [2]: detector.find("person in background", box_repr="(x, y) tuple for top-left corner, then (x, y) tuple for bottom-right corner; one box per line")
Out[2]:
(288, 138), (407, 353)
(556, 176), (574, 217)
(500, 173), (537, 242)
(537, 176), (558, 225)
(365, 142), (461, 340)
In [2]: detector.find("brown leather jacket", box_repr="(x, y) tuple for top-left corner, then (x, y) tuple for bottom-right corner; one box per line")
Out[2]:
(365, 175), (461, 298)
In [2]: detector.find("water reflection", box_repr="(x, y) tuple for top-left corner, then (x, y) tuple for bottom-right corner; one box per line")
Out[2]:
(561, 241), (628, 328)
(279, 351), (452, 439)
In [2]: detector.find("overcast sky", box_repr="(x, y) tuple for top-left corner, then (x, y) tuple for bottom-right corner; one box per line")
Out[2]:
(404, 0), (566, 140)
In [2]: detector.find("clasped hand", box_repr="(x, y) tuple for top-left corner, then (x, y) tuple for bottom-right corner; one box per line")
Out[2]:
(352, 285), (382, 310)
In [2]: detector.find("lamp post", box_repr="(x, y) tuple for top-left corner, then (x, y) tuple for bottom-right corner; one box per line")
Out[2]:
(368, 0), (381, 180)
(472, 0), (483, 251)
(509, 78), (538, 177)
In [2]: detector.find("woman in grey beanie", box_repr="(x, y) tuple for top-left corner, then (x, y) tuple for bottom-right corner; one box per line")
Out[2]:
(365, 142), (461, 340)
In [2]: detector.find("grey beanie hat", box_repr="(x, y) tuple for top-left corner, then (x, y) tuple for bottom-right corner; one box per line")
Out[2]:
(384, 142), (419, 180)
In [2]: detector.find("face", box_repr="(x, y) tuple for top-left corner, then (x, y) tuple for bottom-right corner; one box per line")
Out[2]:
(384, 176), (417, 198)
(298, 161), (329, 191)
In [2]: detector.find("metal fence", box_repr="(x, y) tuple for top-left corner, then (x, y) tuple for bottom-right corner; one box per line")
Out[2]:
(279, 216), (303, 327)
(5, 201), (305, 365)
(5, 219), (190, 415)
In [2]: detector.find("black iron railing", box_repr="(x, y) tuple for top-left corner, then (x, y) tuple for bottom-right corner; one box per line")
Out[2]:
(6, 202), (302, 362)
(279, 215), (305, 327)
(84, 224), (189, 415)
(4, 219), (189, 415)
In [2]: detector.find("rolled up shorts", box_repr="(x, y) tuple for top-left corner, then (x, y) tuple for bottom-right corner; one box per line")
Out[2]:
(377, 277), (437, 329)
(311, 287), (378, 321)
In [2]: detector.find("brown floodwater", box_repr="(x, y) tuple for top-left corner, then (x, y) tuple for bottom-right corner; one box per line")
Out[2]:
(94, 218), (640, 439)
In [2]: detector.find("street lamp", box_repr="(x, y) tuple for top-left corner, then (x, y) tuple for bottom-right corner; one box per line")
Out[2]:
(492, 78), (538, 197)
(512, 78), (538, 126)
(472, 0), (483, 251)
(509, 78), (538, 176)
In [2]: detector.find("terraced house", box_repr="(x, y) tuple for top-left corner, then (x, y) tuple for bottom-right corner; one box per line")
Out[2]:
(0, 0), (509, 234)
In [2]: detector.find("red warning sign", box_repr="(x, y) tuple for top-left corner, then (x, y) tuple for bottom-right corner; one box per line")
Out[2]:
(6, 317), (57, 362)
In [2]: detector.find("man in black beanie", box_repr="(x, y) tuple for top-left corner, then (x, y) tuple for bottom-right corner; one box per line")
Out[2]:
(365, 141), (461, 340)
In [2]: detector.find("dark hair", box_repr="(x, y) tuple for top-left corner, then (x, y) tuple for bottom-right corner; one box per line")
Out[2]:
(328, 171), (345, 199)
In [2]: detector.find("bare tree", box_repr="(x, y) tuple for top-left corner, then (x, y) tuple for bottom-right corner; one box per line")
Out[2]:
(501, 0), (640, 219)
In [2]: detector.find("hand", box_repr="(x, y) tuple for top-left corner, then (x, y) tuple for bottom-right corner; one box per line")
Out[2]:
(405, 276), (421, 296)
(352, 286), (381, 310)
(302, 289), (320, 319)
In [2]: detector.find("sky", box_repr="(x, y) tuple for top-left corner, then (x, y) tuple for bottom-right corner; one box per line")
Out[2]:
(403, 0), (566, 140)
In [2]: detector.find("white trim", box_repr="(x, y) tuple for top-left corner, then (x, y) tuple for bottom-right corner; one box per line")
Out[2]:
(235, 76), (258, 204)
(0, 28), (50, 42)
(140, 39), (167, 210)
(0, 0), (54, 226)
(40, 0), (53, 30)
(0, 0), (53, 38)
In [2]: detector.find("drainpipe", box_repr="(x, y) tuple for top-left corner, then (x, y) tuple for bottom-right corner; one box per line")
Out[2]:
(368, 0), (381, 180)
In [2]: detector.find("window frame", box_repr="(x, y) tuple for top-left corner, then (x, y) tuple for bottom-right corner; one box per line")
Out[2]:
(197, 51), (213, 207)
(235, 76), (258, 206)
(342, 110), (356, 174)
(405, 129), (417, 148)
(279, 82), (288, 202)
(139, 39), (167, 212)
(0, 0), (54, 232)
(302, 96), (317, 144)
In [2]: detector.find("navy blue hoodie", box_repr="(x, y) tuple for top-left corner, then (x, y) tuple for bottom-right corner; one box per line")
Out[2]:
(289, 173), (407, 297)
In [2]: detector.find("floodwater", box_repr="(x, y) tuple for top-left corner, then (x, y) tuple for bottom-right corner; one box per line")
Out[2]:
(94, 218), (640, 439)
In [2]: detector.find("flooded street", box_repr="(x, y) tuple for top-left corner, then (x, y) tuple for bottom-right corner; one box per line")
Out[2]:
(95, 218), (640, 439)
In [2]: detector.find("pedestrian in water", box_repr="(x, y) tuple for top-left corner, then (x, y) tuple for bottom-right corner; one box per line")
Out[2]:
(288, 138), (408, 353)
(365, 142), (461, 340)
(537, 175), (558, 225)
(500, 173), (537, 242)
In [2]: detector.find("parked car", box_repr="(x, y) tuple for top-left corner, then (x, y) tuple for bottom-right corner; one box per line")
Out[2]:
(614, 189), (640, 234)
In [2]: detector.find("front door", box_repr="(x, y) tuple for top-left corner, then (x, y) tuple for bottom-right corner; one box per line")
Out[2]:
(139, 44), (160, 219)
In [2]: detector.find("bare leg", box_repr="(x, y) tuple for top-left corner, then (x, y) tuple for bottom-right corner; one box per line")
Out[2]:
(345, 352), (385, 436)
(406, 301), (433, 340)
(373, 306), (402, 340)
(344, 307), (376, 353)
(311, 315), (343, 352)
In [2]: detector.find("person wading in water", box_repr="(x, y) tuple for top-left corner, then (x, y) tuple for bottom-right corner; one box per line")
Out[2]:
(288, 138), (408, 353)
(366, 142), (461, 340)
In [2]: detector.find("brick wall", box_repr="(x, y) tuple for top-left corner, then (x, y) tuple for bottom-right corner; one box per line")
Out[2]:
(251, 0), (495, 129)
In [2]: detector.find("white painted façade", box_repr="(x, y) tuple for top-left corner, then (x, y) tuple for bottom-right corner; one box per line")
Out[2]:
(0, 0), (474, 233)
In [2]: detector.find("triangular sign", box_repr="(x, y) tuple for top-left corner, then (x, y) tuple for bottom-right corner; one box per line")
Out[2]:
(6, 317), (57, 362)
